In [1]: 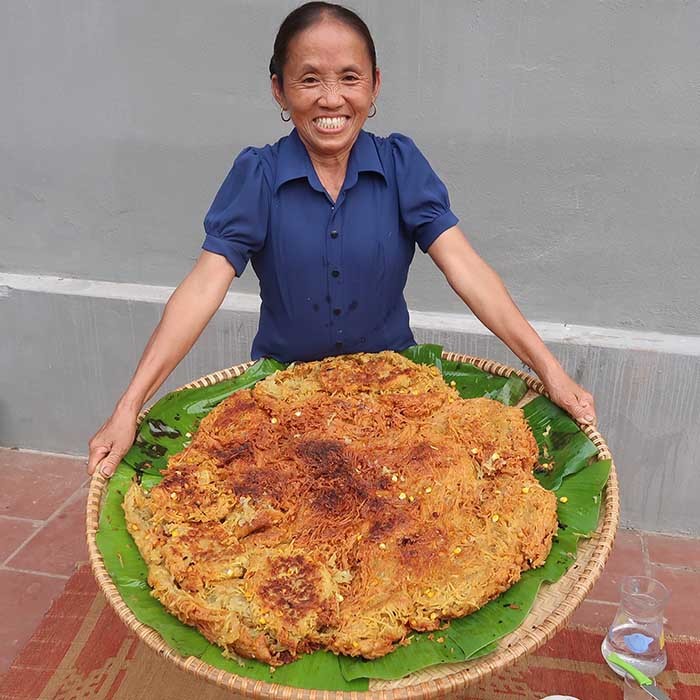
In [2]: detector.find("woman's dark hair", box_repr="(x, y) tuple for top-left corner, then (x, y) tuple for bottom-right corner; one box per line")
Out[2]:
(269, 2), (377, 86)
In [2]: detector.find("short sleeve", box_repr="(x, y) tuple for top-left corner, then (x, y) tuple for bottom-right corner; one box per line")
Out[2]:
(390, 133), (459, 252)
(202, 147), (270, 276)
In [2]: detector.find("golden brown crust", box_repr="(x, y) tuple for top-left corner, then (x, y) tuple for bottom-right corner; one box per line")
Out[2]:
(123, 351), (557, 664)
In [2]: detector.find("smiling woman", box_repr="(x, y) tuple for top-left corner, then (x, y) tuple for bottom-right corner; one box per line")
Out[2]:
(87, 1), (596, 479)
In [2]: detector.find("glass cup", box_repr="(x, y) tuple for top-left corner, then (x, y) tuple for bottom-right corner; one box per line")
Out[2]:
(601, 575), (670, 678)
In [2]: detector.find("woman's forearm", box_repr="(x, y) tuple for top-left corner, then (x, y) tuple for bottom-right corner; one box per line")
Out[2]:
(450, 262), (562, 381)
(428, 227), (563, 382)
(429, 227), (596, 424)
(116, 252), (236, 413)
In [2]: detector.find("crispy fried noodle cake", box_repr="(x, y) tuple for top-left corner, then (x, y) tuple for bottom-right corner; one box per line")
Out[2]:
(123, 351), (558, 665)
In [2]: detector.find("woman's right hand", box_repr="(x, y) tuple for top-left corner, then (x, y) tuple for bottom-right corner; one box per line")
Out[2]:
(87, 405), (139, 477)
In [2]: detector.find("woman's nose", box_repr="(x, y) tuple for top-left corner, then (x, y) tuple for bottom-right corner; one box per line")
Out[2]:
(319, 85), (344, 109)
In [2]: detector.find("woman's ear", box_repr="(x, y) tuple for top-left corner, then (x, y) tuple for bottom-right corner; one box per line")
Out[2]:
(373, 67), (382, 101)
(271, 75), (285, 110)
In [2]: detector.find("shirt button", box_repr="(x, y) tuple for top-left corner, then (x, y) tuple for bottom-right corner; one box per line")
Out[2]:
(333, 308), (342, 316)
(330, 230), (339, 239)
(331, 270), (340, 278)
(335, 341), (343, 350)
(360, 336), (366, 343)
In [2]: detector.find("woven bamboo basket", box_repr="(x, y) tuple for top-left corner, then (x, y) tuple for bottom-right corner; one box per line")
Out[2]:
(86, 351), (619, 699)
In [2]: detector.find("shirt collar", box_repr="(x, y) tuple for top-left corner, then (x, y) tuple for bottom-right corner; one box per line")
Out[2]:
(273, 128), (386, 194)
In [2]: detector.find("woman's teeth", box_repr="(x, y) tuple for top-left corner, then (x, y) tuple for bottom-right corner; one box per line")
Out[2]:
(315, 117), (347, 130)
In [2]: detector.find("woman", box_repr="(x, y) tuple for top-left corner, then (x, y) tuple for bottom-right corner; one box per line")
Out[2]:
(88, 2), (596, 478)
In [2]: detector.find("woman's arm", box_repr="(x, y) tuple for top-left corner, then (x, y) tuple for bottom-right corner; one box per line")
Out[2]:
(87, 251), (237, 477)
(427, 226), (596, 424)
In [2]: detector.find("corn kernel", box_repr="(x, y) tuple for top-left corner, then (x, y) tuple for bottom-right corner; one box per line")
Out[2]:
(259, 617), (267, 625)
(449, 380), (456, 387)
(430, 612), (438, 620)
(356, 534), (363, 540)
(491, 514), (500, 522)
(170, 492), (178, 500)
(294, 410), (302, 417)
(185, 432), (192, 438)
(559, 496), (569, 503)
(425, 486), (432, 494)
(352, 641), (359, 648)
(379, 543), (387, 550)
(453, 546), (462, 554)
(270, 417), (278, 424)
(408, 495), (415, 502)
(294, 433), (301, 438)
(391, 474), (398, 482)
(399, 492), (407, 500)
(470, 447), (478, 455)
(522, 486), (530, 494)
(492, 451), (501, 460)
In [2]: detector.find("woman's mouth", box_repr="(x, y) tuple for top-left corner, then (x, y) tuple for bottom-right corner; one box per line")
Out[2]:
(313, 116), (350, 132)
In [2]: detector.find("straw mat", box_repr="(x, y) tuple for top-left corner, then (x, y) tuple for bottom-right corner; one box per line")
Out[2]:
(3, 564), (699, 700)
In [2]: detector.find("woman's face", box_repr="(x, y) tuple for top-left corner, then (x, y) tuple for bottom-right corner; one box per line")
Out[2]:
(272, 19), (381, 160)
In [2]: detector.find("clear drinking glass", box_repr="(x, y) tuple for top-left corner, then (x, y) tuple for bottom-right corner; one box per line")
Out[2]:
(601, 576), (669, 678)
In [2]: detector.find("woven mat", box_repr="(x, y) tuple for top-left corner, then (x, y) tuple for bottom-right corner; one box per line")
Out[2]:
(1, 565), (698, 700)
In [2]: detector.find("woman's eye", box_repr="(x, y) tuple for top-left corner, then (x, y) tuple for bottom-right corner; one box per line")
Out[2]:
(302, 77), (319, 84)
(343, 75), (360, 82)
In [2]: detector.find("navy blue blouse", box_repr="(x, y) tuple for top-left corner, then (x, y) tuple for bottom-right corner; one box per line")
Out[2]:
(202, 128), (458, 363)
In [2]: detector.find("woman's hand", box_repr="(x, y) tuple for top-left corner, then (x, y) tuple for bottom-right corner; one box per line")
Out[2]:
(542, 369), (597, 426)
(87, 405), (139, 477)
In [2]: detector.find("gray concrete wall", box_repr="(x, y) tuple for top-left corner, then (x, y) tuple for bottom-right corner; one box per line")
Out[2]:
(2, 2), (700, 533)
(1, 1), (699, 333)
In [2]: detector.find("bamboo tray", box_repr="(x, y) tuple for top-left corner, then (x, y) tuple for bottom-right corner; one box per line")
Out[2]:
(86, 351), (619, 699)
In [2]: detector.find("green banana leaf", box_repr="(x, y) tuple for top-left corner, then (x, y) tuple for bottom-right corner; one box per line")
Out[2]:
(400, 343), (444, 371)
(556, 459), (611, 536)
(96, 344), (610, 690)
(523, 396), (599, 490)
(442, 359), (528, 405)
(401, 345), (528, 406)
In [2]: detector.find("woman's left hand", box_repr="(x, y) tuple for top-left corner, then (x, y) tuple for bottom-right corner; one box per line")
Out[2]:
(542, 370), (597, 426)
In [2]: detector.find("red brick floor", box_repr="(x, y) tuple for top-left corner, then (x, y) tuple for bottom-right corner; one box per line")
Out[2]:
(0, 448), (88, 671)
(1, 447), (699, 676)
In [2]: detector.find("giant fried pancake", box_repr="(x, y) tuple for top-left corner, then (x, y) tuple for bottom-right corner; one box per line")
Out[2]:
(123, 351), (558, 665)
